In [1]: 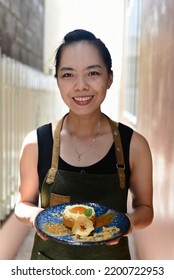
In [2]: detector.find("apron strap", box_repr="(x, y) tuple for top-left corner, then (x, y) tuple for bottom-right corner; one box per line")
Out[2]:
(45, 115), (65, 184)
(106, 117), (126, 189)
(46, 114), (126, 189)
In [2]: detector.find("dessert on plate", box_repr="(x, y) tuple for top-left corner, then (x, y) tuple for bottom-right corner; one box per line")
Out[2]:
(62, 204), (96, 237)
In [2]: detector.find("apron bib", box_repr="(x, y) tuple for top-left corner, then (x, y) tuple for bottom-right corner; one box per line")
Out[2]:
(31, 115), (131, 260)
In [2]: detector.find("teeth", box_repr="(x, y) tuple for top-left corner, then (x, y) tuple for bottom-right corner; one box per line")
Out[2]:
(73, 96), (92, 102)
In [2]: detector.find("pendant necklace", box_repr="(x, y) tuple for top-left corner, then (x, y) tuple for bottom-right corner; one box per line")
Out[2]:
(66, 121), (101, 161)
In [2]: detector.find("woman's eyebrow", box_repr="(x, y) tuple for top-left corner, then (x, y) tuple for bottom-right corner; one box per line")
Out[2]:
(86, 64), (102, 70)
(59, 67), (74, 71)
(59, 65), (102, 72)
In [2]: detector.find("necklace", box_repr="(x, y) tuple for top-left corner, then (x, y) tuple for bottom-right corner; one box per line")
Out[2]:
(66, 121), (101, 161)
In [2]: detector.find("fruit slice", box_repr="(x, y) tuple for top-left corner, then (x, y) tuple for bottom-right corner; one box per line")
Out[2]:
(72, 216), (94, 237)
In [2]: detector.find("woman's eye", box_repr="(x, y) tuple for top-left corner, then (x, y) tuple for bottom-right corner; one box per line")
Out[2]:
(89, 71), (99, 76)
(62, 73), (73, 78)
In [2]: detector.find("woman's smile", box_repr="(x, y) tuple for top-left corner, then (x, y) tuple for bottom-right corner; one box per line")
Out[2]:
(72, 95), (94, 105)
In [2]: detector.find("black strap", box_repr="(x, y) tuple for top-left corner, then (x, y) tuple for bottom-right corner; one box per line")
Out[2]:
(37, 123), (53, 191)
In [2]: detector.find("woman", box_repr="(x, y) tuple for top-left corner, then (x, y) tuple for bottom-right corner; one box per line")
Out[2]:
(15, 29), (153, 260)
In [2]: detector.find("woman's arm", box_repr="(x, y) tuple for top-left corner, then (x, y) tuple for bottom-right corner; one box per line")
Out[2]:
(127, 131), (153, 229)
(15, 130), (44, 227)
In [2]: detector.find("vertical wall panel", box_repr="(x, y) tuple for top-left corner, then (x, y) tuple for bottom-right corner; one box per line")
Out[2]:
(121, 0), (174, 259)
(0, 51), (59, 222)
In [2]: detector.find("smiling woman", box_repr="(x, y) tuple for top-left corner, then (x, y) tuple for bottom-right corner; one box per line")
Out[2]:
(15, 29), (153, 260)
(56, 39), (113, 118)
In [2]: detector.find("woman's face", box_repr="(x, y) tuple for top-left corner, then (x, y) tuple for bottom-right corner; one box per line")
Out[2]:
(57, 41), (113, 116)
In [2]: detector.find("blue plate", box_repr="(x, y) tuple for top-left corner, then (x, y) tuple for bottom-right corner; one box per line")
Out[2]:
(35, 202), (130, 245)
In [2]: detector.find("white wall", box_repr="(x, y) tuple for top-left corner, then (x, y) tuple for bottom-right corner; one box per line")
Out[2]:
(44, 0), (124, 120)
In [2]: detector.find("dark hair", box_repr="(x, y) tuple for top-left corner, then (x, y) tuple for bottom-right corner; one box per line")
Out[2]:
(54, 29), (112, 77)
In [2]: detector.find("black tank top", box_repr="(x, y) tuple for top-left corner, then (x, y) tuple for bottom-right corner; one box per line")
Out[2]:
(37, 122), (133, 192)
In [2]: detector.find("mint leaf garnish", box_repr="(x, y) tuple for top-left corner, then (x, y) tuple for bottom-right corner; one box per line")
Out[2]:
(84, 208), (92, 217)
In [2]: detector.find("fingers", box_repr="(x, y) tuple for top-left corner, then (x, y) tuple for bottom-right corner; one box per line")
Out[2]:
(36, 230), (48, 241)
(106, 237), (121, 246)
(106, 227), (132, 246)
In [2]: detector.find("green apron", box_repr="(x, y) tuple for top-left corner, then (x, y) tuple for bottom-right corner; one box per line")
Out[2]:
(31, 115), (131, 260)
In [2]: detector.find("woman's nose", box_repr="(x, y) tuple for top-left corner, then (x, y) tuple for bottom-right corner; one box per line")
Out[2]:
(73, 75), (89, 91)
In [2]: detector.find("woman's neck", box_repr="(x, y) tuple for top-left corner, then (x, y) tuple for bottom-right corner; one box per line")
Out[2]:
(65, 111), (104, 138)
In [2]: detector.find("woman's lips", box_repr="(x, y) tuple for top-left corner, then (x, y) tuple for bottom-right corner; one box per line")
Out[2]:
(73, 96), (94, 105)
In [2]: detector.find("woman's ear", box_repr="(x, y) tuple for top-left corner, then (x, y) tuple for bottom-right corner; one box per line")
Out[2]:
(107, 71), (113, 89)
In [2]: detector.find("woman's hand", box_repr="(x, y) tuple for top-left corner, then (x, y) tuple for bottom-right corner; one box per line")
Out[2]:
(106, 213), (132, 246)
(35, 229), (48, 241)
(106, 225), (132, 246)
(32, 209), (48, 241)
(106, 237), (121, 245)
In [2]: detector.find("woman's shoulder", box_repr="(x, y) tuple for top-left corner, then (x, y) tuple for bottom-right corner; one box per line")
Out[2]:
(130, 130), (151, 152)
(129, 129), (152, 172)
(22, 129), (37, 146)
(118, 122), (150, 152)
